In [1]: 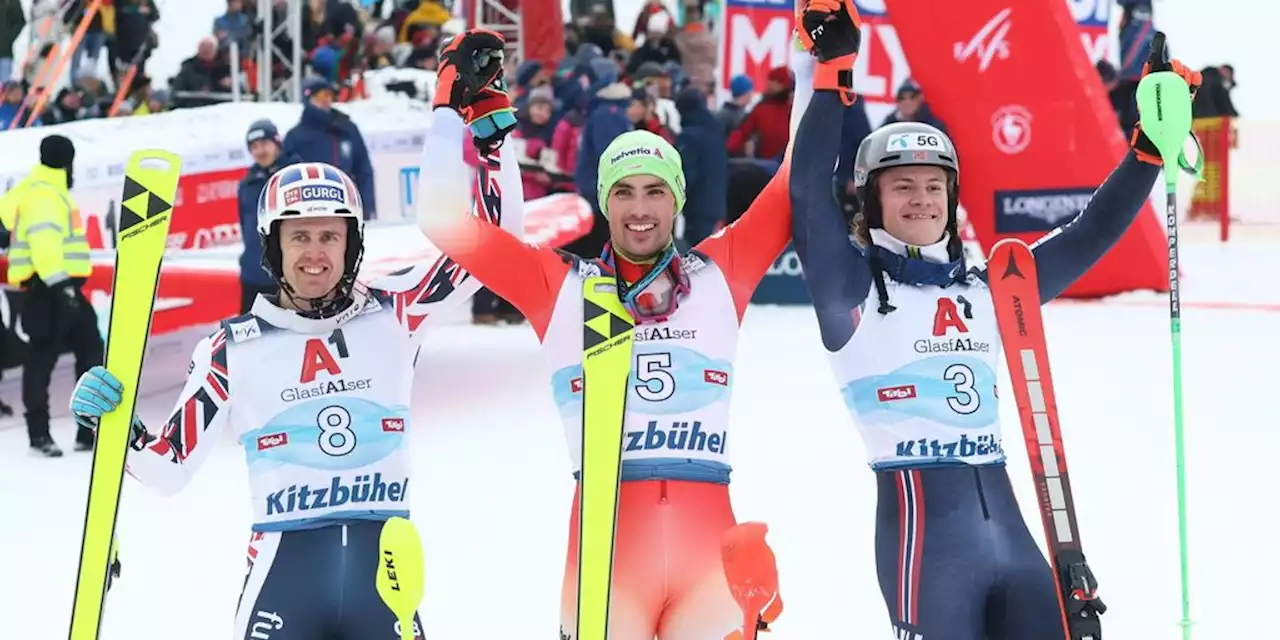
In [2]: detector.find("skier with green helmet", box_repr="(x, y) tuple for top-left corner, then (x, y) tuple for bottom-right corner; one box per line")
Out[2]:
(416, 23), (827, 639)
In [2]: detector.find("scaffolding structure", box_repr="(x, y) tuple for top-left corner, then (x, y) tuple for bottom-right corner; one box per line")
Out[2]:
(469, 0), (523, 65)
(257, 0), (306, 103)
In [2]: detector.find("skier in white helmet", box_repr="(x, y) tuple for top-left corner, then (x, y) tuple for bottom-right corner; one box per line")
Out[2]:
(65, 136), (523, 636)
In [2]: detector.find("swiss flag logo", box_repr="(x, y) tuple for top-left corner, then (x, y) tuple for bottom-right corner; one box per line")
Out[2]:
(382, 418), (405, 432)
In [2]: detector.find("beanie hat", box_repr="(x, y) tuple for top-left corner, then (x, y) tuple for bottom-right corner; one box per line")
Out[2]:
(596, 130), (685, 217)
(246, 119), (282, 148)
(729, 75), (754, 99)
(40, 135), (76, 170)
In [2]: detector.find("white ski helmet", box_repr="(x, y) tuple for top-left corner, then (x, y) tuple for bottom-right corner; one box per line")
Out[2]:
(256, 162), (366, 312)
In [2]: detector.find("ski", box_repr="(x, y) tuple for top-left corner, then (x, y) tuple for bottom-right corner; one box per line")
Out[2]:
(69, 150), (182, 640)
(987, 238), (1106, 640)
(575, 276), (635, 640)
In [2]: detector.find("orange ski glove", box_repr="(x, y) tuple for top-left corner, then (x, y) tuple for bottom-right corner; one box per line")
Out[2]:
(796, 0), (862, 104)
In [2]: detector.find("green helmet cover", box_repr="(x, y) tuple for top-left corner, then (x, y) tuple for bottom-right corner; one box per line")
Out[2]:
(596, 130), (686, 217)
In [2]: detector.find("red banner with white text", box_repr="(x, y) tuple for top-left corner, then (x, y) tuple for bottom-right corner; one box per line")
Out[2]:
(880, 0), (1166, 297)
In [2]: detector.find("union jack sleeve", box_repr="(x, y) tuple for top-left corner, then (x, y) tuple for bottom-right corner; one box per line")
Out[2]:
(124, 329), (232, 496)
(372, 145), (521, 340)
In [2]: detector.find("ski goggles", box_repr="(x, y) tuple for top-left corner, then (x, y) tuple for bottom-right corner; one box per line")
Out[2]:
(603, 245), (691, 325)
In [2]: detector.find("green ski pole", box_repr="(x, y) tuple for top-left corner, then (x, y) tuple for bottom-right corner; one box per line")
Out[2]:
(1135, 30), (1200, 640)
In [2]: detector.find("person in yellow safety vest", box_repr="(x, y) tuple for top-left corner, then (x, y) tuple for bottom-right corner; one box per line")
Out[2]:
(0, 134), (103, 457)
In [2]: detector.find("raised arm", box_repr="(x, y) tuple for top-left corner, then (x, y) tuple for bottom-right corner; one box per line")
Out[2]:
(415, 107), (569, 339)
(692, 58), (816, 322)
(788, 3), (873, 352)
(1021, 57), (1200, 302)
(1024, 153), (1159, 302)
(373, 137), (523, 342)
(122, 330), (231, 495)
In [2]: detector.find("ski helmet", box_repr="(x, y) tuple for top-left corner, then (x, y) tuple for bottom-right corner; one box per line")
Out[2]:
(850, 122), (961, 256)
(596, 130), (686, 218)
(257, 162), (366, 315)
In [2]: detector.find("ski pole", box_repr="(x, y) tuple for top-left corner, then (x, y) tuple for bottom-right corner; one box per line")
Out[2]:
(1135, 30), (1199, 640)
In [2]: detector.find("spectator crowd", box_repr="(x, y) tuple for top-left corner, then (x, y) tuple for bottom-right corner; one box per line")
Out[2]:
(0, 0), (1244, 325)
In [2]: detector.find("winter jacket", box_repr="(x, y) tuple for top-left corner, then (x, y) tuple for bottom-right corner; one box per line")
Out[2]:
(213, 10), (253, 51)
(551, 111), (584, 177)
(114, 0), (159, 64)
(879, 102), (948, 134)
(1, 0), (25, 56)
(674, 89), (727, 245)
(574, 82), (633, 212)
(727, 93), (793, 161)
(283, 103), (376, 218)
(0, 102), (40, 130)
(238, 152), (303, 285)
(170, 54), (232, 108)
(674, 24), (717, 89)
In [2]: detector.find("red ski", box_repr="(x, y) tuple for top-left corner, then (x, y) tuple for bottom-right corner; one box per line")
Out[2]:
(987, 238), (1106, 640)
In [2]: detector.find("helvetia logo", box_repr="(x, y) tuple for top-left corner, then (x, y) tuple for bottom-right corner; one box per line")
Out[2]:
(266, 473), (409, 515)
(257, 432), (289, 451)
(608, 147), (663, 165)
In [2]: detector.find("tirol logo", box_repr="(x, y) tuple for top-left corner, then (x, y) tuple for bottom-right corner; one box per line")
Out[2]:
(382, 417), (405, 432)
(257, 432), (289, 451)
(704, 369), (729, 386)
(570, 377), (584, 394)
(993, 187), (1097, 233)
(266, 473), (409, 515)
(955, 8), (1012, 72)
(283, 184), (344, 206)
(878, 384), (917, 402)
(608, 146), (663, 165)
(991, 104), (1032, 154)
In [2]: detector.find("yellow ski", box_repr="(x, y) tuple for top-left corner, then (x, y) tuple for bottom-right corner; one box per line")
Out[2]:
(377, 516), (425, 640)
(576, 276), (635, 640)
(69, 150), (181, 640)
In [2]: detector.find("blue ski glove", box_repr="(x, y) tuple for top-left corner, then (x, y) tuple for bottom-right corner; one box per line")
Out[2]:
(71, 367), (150, 449)
(71, 366), (124, 430)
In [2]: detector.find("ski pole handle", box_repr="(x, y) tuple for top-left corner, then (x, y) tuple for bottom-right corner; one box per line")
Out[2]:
(1147, 31), (1170, 74)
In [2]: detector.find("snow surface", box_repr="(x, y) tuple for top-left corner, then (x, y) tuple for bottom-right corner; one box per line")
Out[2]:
(0, 223), (1273, 639)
